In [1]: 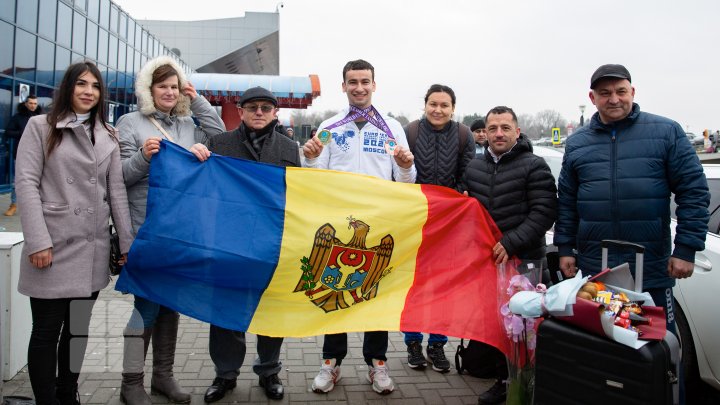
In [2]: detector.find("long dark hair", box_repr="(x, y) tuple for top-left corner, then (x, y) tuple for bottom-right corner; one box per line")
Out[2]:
(46, 61), (113, 155)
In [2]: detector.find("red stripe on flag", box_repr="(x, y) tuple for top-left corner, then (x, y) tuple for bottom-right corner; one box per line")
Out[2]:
(400, 185), (509, 356)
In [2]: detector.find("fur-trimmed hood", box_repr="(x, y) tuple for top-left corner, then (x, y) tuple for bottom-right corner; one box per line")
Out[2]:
(135, 55), (191, 117)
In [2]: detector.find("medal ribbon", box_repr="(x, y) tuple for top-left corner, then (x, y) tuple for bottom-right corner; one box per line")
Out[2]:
(323, 105), (396, 141)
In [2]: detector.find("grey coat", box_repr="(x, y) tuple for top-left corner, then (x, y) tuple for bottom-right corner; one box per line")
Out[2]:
(16, 114), (134, 299)
(117, 96), (225, 234)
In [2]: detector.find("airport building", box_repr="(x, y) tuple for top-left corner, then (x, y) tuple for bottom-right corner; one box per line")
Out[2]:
(0, 0), (320, 191)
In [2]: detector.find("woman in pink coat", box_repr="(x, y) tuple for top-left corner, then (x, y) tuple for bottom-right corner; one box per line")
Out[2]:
(15, 61), (133, 405)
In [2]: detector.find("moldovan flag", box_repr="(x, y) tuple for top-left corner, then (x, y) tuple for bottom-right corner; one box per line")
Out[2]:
(116, 141), (508, 355)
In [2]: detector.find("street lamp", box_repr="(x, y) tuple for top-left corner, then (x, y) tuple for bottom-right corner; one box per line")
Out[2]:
(579, 104), (586, 127)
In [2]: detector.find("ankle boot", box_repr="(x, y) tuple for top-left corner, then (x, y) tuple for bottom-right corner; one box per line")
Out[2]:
(149, 312), (190, 403)
(55, 385), (80, 405)
(4, 203), (16, 216)
(120, 327), (153, 405)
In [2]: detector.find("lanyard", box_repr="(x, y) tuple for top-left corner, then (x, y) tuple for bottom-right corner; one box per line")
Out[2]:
(320, 105), (398, 153)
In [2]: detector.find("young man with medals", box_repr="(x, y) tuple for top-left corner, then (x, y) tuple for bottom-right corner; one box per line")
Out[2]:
(302, 59), (416, 395)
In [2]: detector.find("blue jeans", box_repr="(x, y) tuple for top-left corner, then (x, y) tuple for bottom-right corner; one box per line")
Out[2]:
(126, 295), (175, 329)
(403, 332), (448, 345)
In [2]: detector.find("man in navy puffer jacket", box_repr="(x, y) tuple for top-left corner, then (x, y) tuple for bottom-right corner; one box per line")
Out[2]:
(554, 64), (709, 344)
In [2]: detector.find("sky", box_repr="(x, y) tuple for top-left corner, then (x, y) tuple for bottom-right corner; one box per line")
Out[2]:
(113, 0), (720, 133)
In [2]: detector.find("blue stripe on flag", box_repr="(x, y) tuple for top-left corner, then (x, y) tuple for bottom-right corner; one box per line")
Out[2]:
(116, 141), (287, 331)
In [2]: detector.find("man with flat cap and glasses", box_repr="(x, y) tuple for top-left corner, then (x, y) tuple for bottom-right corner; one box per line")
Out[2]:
(554, 64), (710, 405)
(201, 86), (301, 402)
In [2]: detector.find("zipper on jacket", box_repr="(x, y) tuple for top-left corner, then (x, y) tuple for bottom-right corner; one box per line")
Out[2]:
(611, 129), (620, 241)
(489, 162), (498, 211)
(434, 133), (439, 185)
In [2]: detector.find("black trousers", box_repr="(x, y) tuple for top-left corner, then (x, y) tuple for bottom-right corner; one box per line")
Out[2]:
(28, 291), (99, 405)
(322, 331), (388, 366)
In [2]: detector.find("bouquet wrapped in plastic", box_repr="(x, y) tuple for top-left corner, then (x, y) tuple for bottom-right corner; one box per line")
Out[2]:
(497, 260), (544, 405)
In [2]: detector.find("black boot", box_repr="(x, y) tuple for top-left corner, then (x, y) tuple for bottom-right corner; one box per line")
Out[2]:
(477, 379), (507, 405)
(259, 373), (284, 400)
(149, 312), (190, 403)
(55, 386), (80, 405)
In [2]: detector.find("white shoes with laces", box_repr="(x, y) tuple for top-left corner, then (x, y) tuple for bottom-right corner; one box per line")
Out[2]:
(366, 358), (395, 395)
(312, 358), (341, 393)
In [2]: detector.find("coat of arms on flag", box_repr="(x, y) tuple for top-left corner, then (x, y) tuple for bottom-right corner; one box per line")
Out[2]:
(294, 216), (394, 313)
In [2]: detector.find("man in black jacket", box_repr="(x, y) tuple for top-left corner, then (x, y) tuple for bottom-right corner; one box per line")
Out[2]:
(202, 87), (301, 402)
(464, 106), (557, 404)
(4, 94), (40, 216)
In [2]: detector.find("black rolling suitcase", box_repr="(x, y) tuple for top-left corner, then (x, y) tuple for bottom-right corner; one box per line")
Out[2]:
(534, 240), (680, 405)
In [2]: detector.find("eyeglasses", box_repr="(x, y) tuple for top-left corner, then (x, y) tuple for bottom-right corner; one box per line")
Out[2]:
(239, 104), (275, 113)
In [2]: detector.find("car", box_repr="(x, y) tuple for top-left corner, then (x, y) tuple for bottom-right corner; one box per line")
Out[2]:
(533, 145), (720, 402)
(687, 132), (705, 148)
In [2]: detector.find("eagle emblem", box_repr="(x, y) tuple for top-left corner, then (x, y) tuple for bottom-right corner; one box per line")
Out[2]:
(294, 216), (394, 313)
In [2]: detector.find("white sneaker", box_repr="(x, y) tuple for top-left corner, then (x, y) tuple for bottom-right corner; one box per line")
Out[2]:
(366, 359), (395, 394)
(312, 358), (341, 393)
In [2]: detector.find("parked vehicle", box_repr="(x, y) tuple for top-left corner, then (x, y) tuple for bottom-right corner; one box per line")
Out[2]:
(534, 145), (720, 403)
(687, 132), (704, 147)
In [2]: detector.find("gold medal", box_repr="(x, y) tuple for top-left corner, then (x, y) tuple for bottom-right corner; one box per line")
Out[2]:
(318, 129), (332, 145)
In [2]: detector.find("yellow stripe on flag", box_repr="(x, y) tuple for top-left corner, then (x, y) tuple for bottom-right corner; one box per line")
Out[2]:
(248, 167), (428, 337)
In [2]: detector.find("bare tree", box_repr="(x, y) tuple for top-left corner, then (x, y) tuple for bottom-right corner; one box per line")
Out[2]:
(535, 109), (567, 137)
(388, 112), (410, 127)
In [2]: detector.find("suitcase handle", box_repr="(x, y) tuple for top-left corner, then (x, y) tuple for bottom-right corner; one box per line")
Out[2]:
(600, 240), (645, 253)
(601, 239), (645, 293)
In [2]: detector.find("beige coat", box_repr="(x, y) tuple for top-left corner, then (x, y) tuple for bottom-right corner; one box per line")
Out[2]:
(15, 114), (133, 299)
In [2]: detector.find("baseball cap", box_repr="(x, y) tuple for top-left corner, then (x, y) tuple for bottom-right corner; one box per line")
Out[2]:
(239, 86), (278, 107)
(590, 64), (631, 89)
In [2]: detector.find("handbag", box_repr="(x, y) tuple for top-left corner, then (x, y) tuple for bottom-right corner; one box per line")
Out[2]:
(107, 170), (123, 276)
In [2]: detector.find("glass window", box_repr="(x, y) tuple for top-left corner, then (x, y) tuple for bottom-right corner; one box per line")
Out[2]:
(0, 0), (15, 23)
(14, 29), (36, 81)
(0, 77), (12, 137)
(127, 20), (135, 46)
(54, 46), (71, 86)
(36, 86), (54, 108)
(72, 11), (85, 53)
(87, 0), (98, 22)
(140, 29), (147, 53)
(97, 63), (107, 89)
(0, 22), (13, 74)
(118, 12), (126, 39)
(109, 4), (117, 33)
(38, 0), (57, 40)
(17, 0), (38, 32)
(99, 0), (109, 29)
(72, 52), (83, 63)
(74, 0), (87, 13)
(36, 37), (55, 86)
(125, 45), (133, 73)
(97, 28), (108, 64)
(56, 2), (72, 47)
(108, 34), (117, 69)
(86, 22), (97, 59)
(134, 23), (141, 49)
(133, 50), (140, 72)
(117, 41), (126, 72)
(106, 68), (116, 100)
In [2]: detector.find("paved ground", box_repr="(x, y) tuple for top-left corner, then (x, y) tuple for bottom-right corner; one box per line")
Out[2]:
(0, 193), (499, 405)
